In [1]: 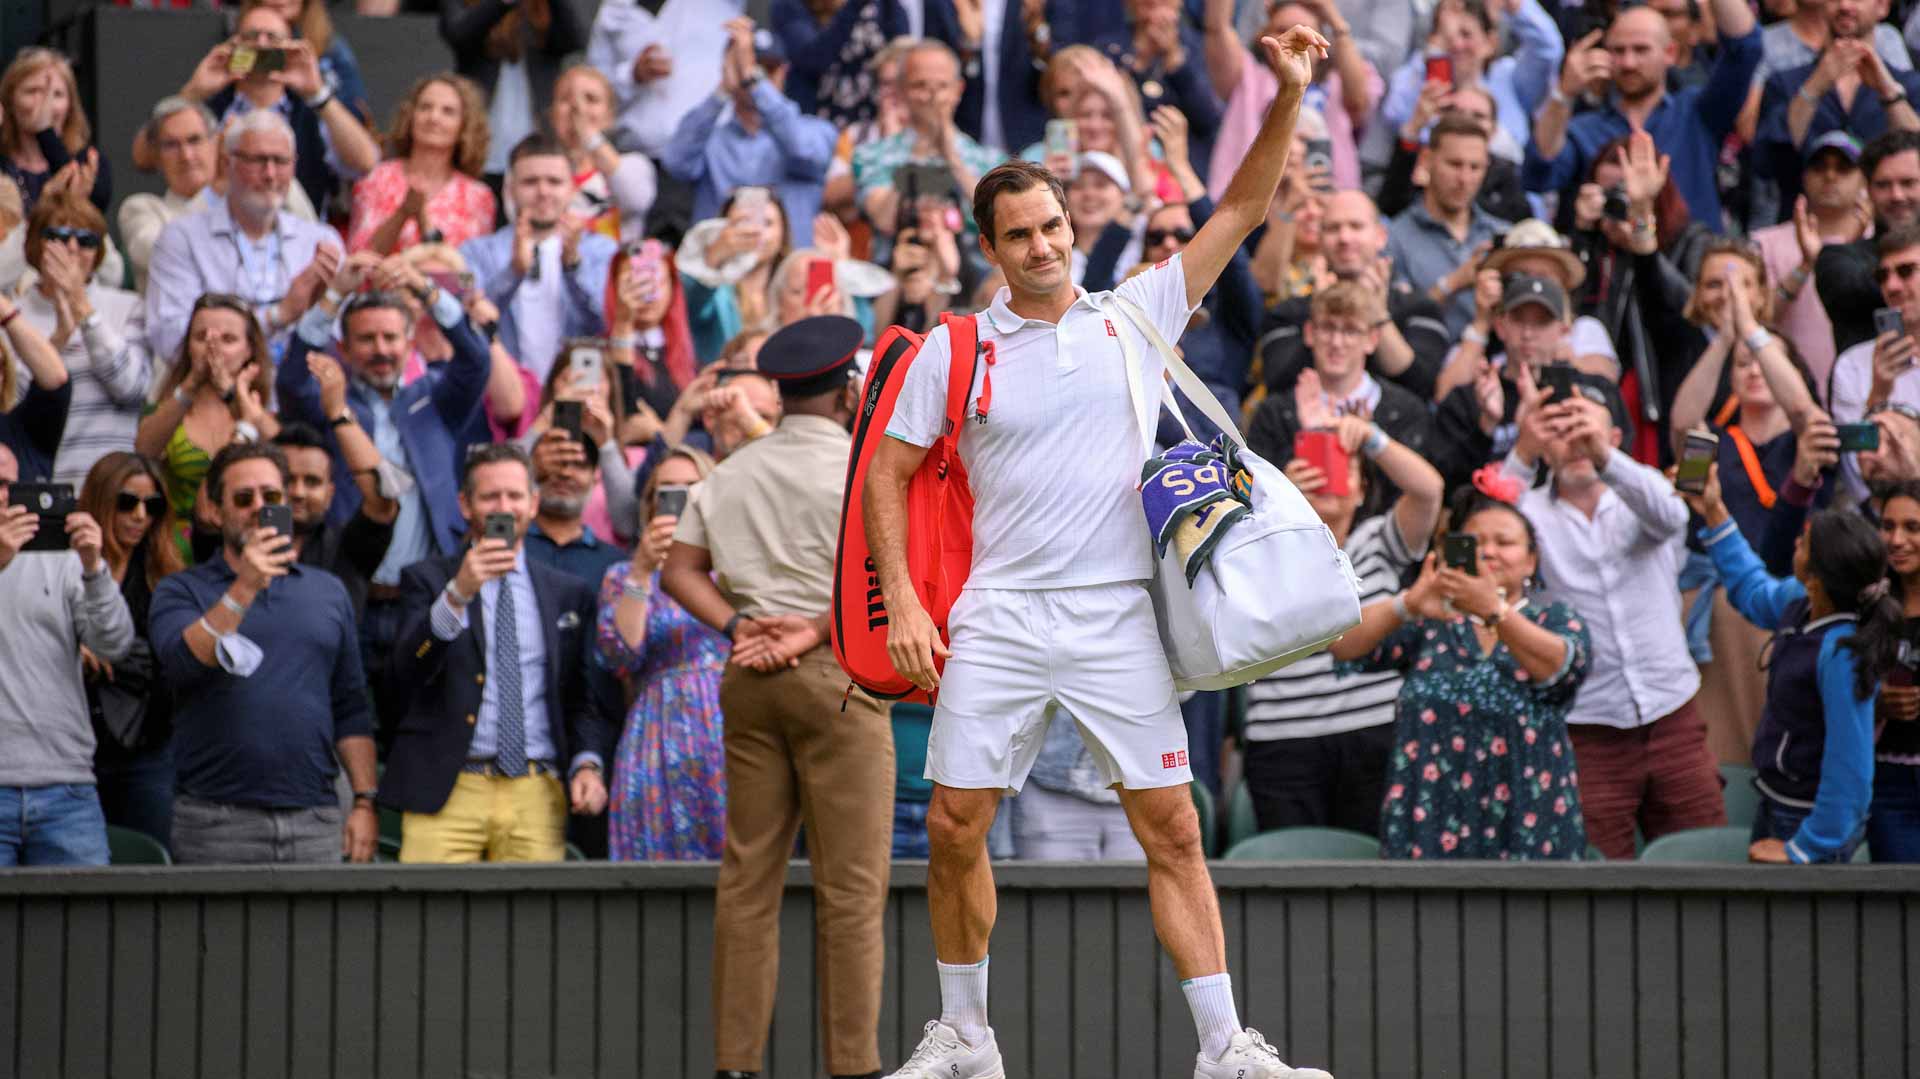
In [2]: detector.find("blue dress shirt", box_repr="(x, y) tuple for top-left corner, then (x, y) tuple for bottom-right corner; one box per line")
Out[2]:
(660, 79), (837, 248)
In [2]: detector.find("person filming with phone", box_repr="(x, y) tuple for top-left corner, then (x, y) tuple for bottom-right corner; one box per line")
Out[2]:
(149, 441), (378, 865)
(1829, 227), (1920, 501)
(0, 442), (133, 866)
(1493, 373), (1729, 859)
(378, 443), (615, 863)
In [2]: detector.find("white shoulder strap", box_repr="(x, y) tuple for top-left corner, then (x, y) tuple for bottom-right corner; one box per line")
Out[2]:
(1103, 292), (1249, 453)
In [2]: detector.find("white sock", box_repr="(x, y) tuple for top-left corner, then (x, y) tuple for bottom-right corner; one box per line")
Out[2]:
(937, 957), (990, 1047)
(1183, 972), (1241, 1061)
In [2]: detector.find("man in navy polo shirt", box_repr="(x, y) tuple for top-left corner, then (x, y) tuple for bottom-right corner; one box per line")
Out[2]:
(150, 442), (379, 865)
(1524, 0), (1761, 230)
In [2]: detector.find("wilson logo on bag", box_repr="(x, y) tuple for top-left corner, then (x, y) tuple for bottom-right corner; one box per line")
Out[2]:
(832, 314), (980, 703)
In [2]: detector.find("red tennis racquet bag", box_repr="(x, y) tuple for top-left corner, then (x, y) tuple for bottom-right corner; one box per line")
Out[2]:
(832, 313), (979, 703)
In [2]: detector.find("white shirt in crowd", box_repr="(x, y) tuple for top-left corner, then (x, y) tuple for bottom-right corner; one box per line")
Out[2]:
(511, 235), (569, 385)
(589, 0), (744, 160)
(887, 255), (1198, 590)
(1243, 510), (1427, 740)
(1502, 445), (1700, 730)
(11, 282), (152, 486)
(1827, 338), (1920, 499)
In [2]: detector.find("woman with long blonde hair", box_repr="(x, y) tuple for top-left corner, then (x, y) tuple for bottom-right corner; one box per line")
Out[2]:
(0, 48), (109, 216)
(346, 73), (496, 253)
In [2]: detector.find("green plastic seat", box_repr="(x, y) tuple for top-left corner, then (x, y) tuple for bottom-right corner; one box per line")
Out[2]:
(1223, 826), (1380, 861)
(1191, 782), (1219, 858)
(1225, 781), (1260, 851)
(106, 825), (171, 865)
(1719, 763), (1760, 832)
(565, 842), (588, 862)
(1638, 826), (1753, 863)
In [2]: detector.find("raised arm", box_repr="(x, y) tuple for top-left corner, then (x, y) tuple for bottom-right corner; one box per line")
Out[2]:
(1668, 331), (1733, 459)
(1201, 0), (1248, 102)
(1181, 26), (1330, 309)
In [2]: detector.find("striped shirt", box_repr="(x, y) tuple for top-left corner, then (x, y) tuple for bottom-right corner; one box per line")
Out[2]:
(11, 283), (151, 487)
(1243, 511), (1423, 741)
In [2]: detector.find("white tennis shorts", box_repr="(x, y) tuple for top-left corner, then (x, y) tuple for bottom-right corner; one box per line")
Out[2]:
(925, 582), (1193, 793)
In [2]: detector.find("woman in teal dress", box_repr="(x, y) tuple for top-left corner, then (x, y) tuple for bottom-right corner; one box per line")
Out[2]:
(1331, 485), (1593, 860)
(596, 446), (728, 860)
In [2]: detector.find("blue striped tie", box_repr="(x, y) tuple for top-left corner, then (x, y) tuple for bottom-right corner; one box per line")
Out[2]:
(493, 575), (527, 777)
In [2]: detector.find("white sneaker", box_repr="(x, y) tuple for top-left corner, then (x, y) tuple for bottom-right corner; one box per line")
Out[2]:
(884, 1020), (1005, 1079)
(1193, 1028), (1334, 1079)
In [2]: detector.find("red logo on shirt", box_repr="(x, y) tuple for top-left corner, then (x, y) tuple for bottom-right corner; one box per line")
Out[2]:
(1105, 319), (1118, 337)
(1161, 750), (1189, 770)
(1155, 258), (1172, 269)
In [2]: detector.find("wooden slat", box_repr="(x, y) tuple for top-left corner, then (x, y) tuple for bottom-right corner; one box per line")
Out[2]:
(1636, 894), (1681, 1079)
(1110, 889), (1159, 1079)
(1070, 891), (1116, 1078)
(1239, 890), (1287, 1066)
(286, 897), (334, 1079)
(1857, 898), (1906, 1079)
(61, 899), (111, 1079)
(508, 892), (555, 1078)
(1459, 893), (1504, 1079)
(1372, 893), (1419, 1079)
(768, 887), (814, 1078)
(1546, 892), (1593, 1079)
(684, 887), (718, 1073)
(893, 888), (942, 1065)
(638, 892), (688, 1076)
(1723, 895), (1771, 1079)
(17, 900), (64, 1079)
(152, 898), (201, 1078)
(374, 894), (423, 1079)
(1588, 894), (1635, 1079)
(1286, 891), (1333, 1070)
(329, 895), (376, 1079)
(416, 894), (465, 1079)
(877, 892), (901, 1067)
(242, 896), (290, 1079)
(198, 897), (246, 1079)
(0, 900), (17, 1075)
(1678, 895), (1726, 1079)
(1027, 891), (1073, 1078)
(598, 893), (642, 1078)
(107, 898), (156, 1079)
(1504, 893), (1551, 1079)
(1769, 895), (1816, 1078)
(463, 895), (510, 1077)
(1416, 891), (1463, 1078)
(1813, 895), (1859, 1079)
(1328, 891), (1374, 1079)
(550, 894), (597, 1079)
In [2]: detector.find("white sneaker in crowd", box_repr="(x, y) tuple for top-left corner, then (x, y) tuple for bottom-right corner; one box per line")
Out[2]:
(1193, 1028), (1334, 1079)
(884, 1020), (1005, 1079)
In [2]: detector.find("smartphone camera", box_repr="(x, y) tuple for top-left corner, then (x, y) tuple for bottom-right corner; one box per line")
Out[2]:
(1837, 422), (1882, 453)
(482, 512), (518, 544)
(1875, 306), (1906, 339)
(654, 485), (689, 520)
(1540, 363), (1577, 404)
(1603, 184), (1632, 222)
(1443, 533), (1479, 576)
(13, 482), (76, 552)
(553, 399), (585, 443)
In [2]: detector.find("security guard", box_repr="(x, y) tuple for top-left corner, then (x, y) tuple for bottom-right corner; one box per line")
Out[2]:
(661, 315), (894, 1079)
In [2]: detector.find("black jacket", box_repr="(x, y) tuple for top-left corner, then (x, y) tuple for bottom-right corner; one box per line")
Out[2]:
(1254, 286), (1452, 403)
(1246, 371), (1432, 517)
(439, 0), (588, 146)
(379, 551), (616, 814)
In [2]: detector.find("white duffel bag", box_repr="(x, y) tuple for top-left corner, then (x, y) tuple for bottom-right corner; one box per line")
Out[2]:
(1104, 293), (1362, 691)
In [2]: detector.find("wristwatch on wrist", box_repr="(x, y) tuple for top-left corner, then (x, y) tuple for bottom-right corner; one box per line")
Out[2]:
(352, 790), (377, 804)
(724, 612), (749, 641)
(304, 86), (335, 111)
(330, 410), (355, 428)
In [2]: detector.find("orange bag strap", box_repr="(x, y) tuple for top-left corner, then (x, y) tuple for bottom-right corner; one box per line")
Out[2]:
(1726, 424), (1777, 509)
(940, 312), (978, 437)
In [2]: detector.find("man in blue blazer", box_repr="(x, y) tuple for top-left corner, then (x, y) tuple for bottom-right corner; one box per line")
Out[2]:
(276, 267), (492, 722)
(379, 443), (617, 862)
(460, 133), (616, 382)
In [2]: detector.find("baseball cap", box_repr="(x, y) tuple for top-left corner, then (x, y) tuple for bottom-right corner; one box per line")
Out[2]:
(1075, 151), (1130, 191)
(1498, 273), (1570, 321)
(1804, 130), (1864, 167)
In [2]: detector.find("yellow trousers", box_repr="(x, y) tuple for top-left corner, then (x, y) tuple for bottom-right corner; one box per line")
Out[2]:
(399, 771), (566, 863)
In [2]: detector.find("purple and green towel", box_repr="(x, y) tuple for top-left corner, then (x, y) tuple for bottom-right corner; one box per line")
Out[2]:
(1141, 438), (1256, 585)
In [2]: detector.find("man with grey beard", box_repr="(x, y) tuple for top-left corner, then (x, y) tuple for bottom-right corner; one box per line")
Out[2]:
(144, 108), (343, 360)
(275, 267), (490, 723)
(524, 428), (626, 586)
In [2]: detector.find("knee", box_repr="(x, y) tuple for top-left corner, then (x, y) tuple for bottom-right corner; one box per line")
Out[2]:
(1132, 794), (1205, 867)
(927, 792), (998, 861)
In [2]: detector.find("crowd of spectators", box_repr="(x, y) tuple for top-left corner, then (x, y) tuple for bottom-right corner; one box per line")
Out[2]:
(5, 0), (1920, 881)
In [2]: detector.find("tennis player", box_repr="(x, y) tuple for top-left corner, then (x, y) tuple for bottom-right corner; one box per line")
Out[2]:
(865, 24), (1335, 1079)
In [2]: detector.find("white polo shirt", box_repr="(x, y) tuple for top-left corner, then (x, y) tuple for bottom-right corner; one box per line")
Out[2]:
(886, 255), (1198, 590)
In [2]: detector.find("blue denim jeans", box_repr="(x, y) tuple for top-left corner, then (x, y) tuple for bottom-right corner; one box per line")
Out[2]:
(0, 784), (110, 866)
(1751, 794), (1866, 863)
(1868, 762), (1920, 863)
(893, 800), (930, 859)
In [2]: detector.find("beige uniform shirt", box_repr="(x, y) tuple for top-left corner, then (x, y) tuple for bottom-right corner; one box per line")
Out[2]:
(674, 413), (848, 618)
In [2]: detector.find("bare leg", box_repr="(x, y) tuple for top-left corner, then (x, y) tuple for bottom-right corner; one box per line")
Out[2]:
(926, 784), (1002, 963)
(1118, 783), (1225, 979)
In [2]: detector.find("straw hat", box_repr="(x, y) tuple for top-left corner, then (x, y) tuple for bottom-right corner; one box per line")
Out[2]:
(1482, 218), (1586, 290)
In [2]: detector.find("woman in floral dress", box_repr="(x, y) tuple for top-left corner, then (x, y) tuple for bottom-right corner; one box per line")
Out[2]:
(596, 446), (726, 860)
(1330, 486), (1593, 859)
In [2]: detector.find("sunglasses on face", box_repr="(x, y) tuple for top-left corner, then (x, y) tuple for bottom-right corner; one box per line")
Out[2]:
(1877, 261), (1920, 285)
(115, 492), (168, 517)
(43, 226), (101, 249)
(228, 486), (285, 509)
(1145, 228), (1195, 247)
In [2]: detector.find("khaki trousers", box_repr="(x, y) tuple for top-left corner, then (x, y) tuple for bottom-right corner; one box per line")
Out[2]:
(712, 647), (894, 1076)
(399, 772), (566, 863)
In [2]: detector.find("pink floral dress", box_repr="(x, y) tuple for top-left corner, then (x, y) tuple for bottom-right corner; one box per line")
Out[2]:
(345, 160), (497, 253)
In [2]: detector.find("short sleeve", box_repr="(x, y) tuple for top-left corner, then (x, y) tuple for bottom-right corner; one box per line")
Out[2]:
(1112, 252), (1199, 345)
(1569, 316), (1618, 363)
(1529, 601), (1592, 705)
(882, 321), (955, 449)
(673, 483), (711, 550)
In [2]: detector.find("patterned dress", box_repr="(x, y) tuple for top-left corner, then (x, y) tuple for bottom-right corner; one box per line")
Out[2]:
(595, 563), (728, 861)
(1344, 601), (1593, 860)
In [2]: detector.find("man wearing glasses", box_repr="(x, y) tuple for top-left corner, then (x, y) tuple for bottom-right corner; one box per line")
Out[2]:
(149, 442), (380, 865)
(1828, 224), (1920, 501)
(143, 109), (344, 363)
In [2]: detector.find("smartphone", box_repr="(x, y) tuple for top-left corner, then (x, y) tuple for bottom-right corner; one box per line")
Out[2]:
(1303, 138), (1335, 191)
(1044, 118), (1079, 157)
(252, 47), (286, 73)
(1443, 532), (1479, 576)
(1890, 639), (1917, 686)
(482, 512), (518, 544)
(1675, 430), (1719, 495)
(1293, 430), (1351, 497)
(1838, 421), (1882, 452)
(567, 340), (605, 389)
(1540, 363), (1577, 404)
(12, 482), (75, 552)
(1603, 183), (1632, 222)
(1876, 306), (1906, 339)
(806, 257), (836, 300)
(553, 399), (585, 443)
(734, 186), (771, 214)
(1425, 53), (1454, 87)
(257, 503), (293, 541)
(654, 485), (689, 519)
